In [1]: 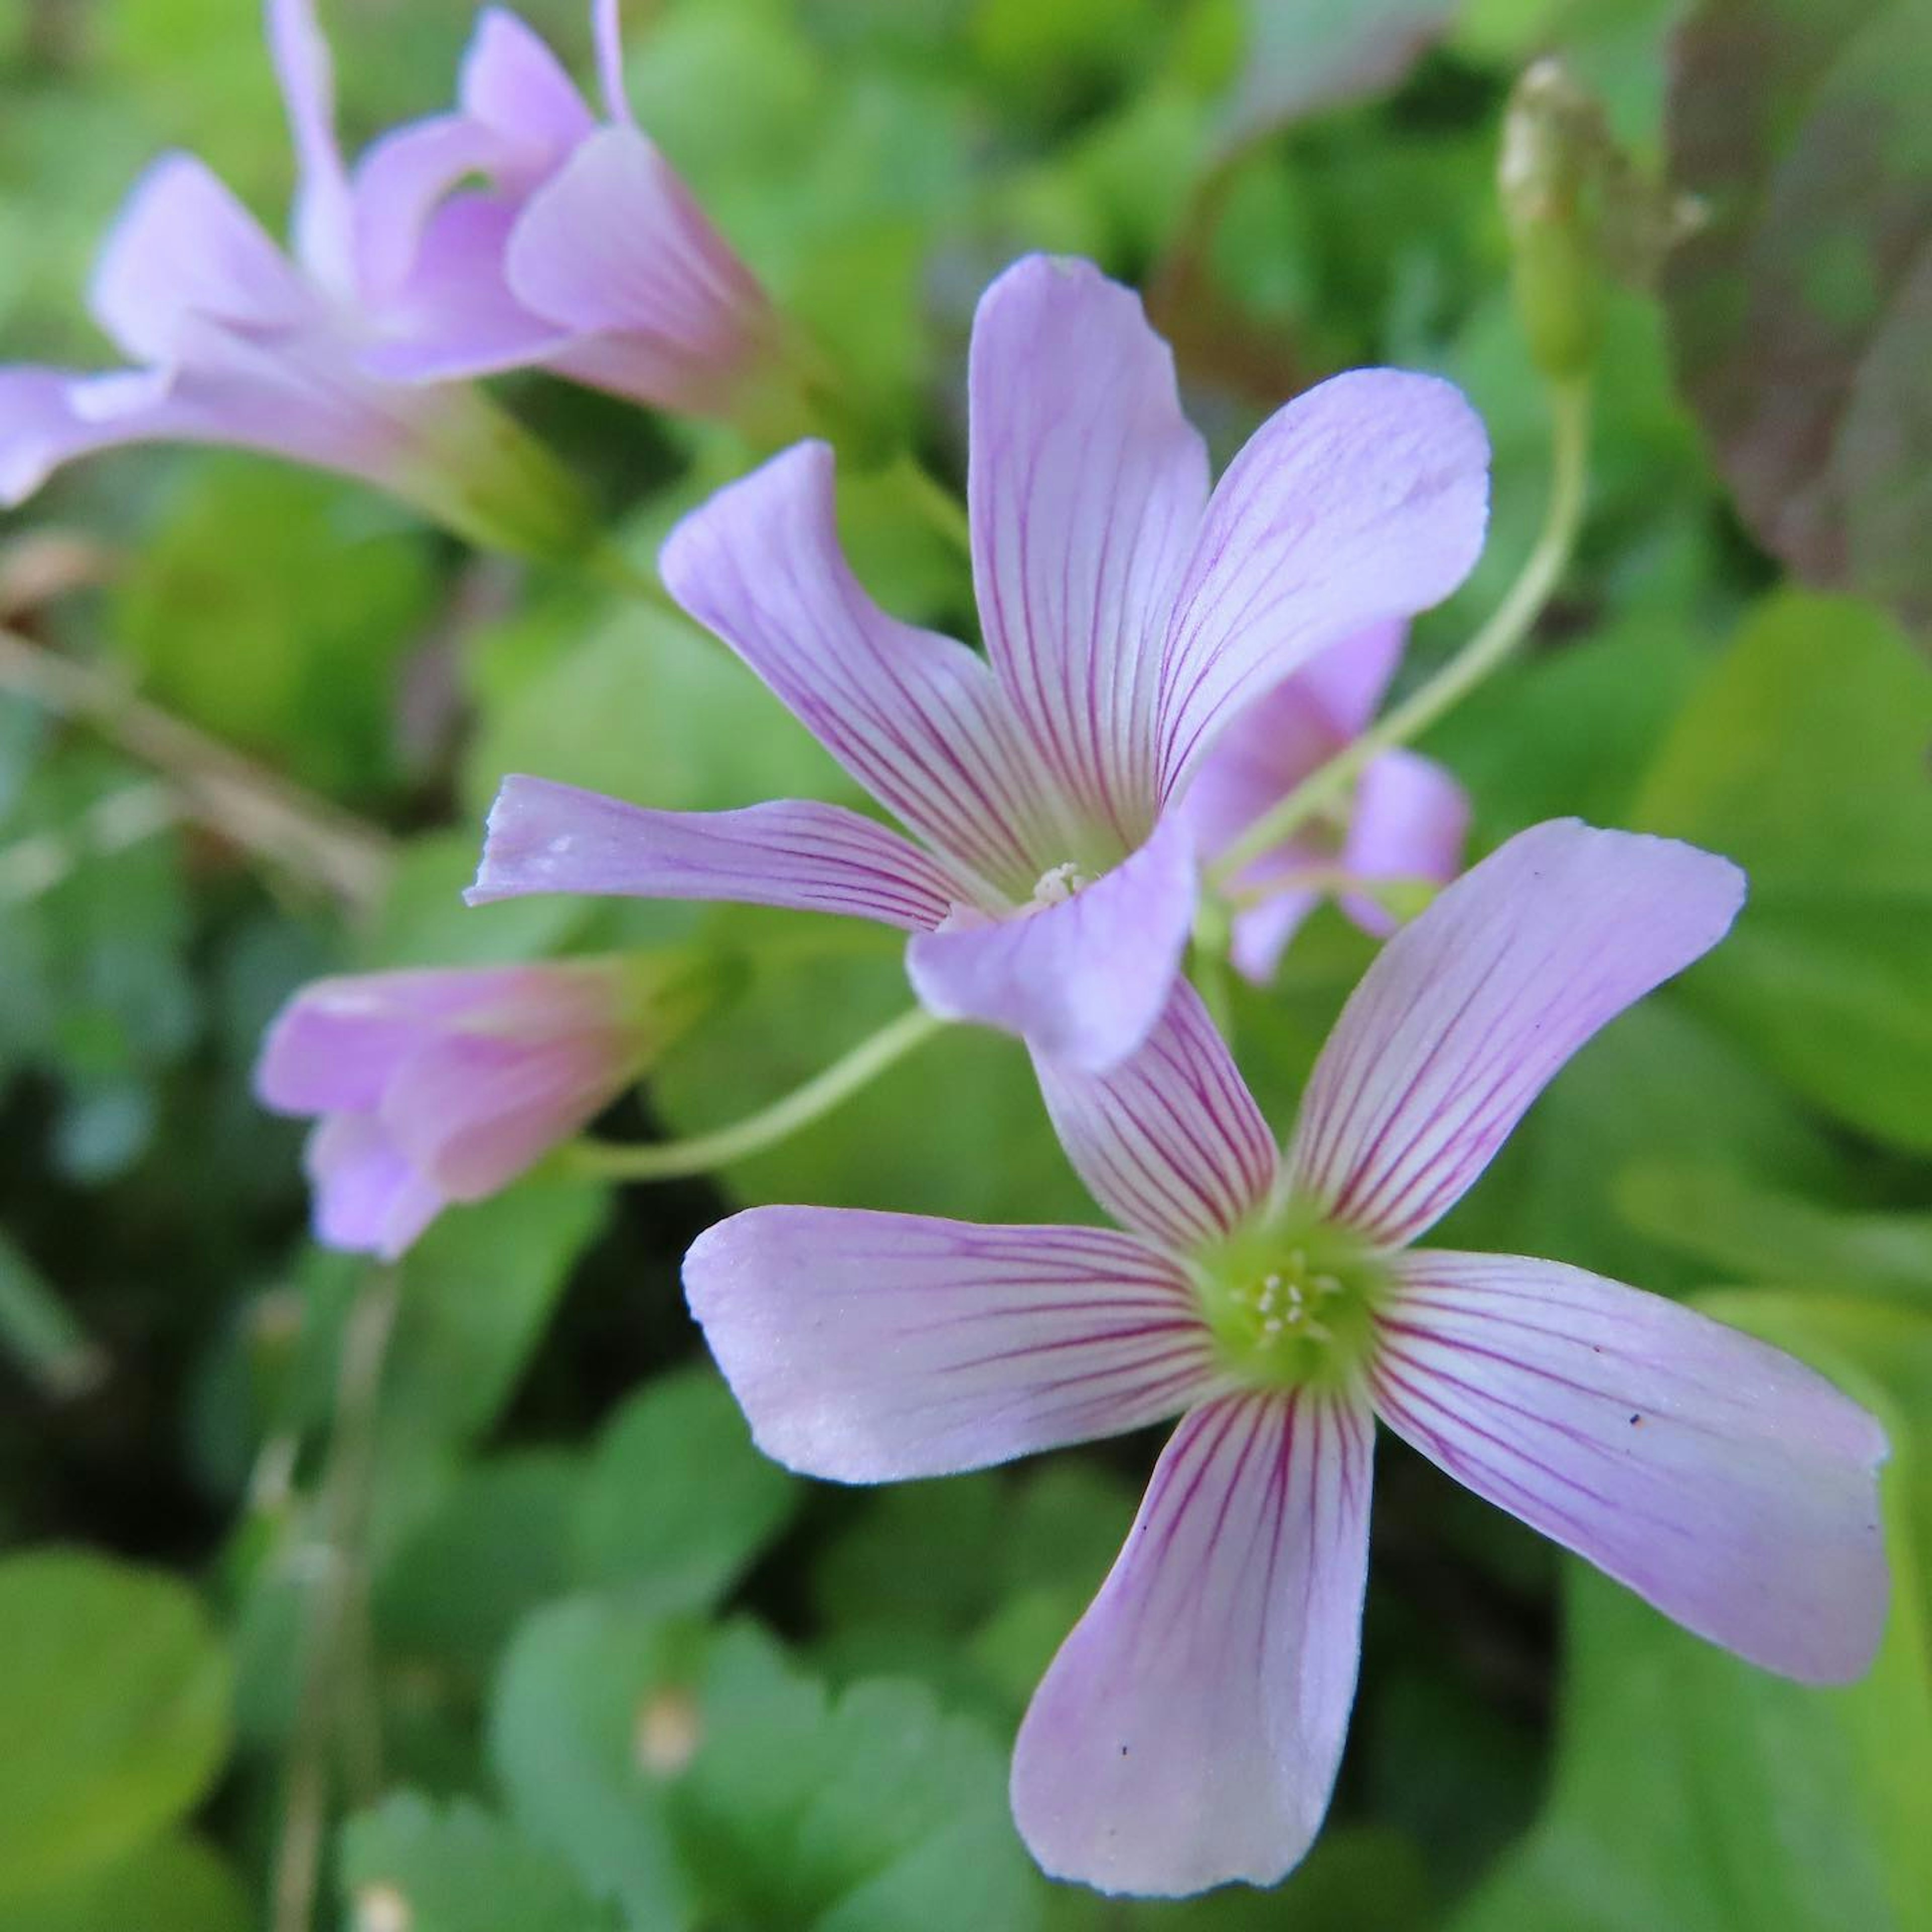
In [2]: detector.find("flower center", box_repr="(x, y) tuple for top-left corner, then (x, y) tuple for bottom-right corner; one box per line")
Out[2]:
(1190, 1210), (1387, 1392)
(1029, 861), (1097, 907)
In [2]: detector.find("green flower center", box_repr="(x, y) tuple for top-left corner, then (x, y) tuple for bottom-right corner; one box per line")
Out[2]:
(1190, 1209), (1388, 1392)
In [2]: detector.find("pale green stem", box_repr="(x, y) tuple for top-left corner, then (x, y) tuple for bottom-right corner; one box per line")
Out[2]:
(1224, 866), (1440, 914)
(1209, 377), (1592, 890)
(890, 452), (974, 559)
(571, 1004), (948, 1180)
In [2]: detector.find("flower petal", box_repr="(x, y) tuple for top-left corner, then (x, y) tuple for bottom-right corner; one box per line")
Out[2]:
(660, 441), (1050, 893)
(1011, 1388), (1374, 1896)
(1334, 747), (1469, 938)
(684, 1210), (1222, 1481)
(460, 5), (597, 160)
(1286, 820), (1746, 1246)
(592, 0), (632, 126)
(88, 155), (309, 361)
(1031, 979), (1277, 1253)
(351, 118), (524, 307)
(466, 775), (962, 932)
(1372, 1251), (1889, 1683)
(265, 0), (356, 294)
(1294, 618), (1407, 737)
(505, 125), (770, 411)
(906, 809), (1197, 1069)
(1156, 370), (1490, 797)
(967, 255), (1209, 834)
(304, 1112), (443, 1259)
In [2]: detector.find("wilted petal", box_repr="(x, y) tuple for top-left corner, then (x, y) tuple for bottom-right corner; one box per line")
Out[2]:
(968, 255), (1208, 834)
(305, 1112), (443, 1259)
(1287, 820), (1745, 1246)
(1012, 1389), (1374, 1896)
(661, 441), (1050, 894)
(685, 1210), (1221, 1482)
(265, 0), (355, 294)
(1032, 979), (1277, 1253)
(1372, 1251), (1889, 1683)
(1156, 371), (1489, 796)
(906, 810), (1197, 1070)
(1334, 747), (1469, 939)
(467, 775), (962, 932)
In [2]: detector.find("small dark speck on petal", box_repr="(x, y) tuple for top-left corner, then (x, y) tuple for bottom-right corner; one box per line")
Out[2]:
(1629, 1414), (1642, 1426)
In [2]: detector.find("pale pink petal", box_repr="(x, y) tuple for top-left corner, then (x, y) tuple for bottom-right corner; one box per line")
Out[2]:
(1156, 370), (1489, 797)
(1294, 619), (1407, 737)
(684, 1210), (1222, 1481)
(466, 775), (962, 932)
(0, 367), (182, 506)
(1372, 1251), (1889, 1684)
(505, 125), (770, 411)
(305, 1112), (443, 1259)
(460, 6), (596, 160)
(1335, 747), (1469, 938)
(351, 118), (524, 305)
(1012, 1389), (1374, 1896)
(660, 441), (1051, 896)
(592, 0), (632, 126)
(88, 155), (310, 360)
(906, 810), (1197, 1070)
(1286, 820), (1746, 1246)
(1228, 881), (1323, 986)
(1031, 979), (1277, 1252)
(967, 255), (1208, 835)
(265, 0), (356, 295)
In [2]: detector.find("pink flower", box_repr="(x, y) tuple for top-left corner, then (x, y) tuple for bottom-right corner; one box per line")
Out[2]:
(469, 254), (1491, 1069)
(682, 820), (1888, 1896)
(350, 0), (784, 420)
(1182, 621), (1470, 981)
(255, 956), (695, 1258)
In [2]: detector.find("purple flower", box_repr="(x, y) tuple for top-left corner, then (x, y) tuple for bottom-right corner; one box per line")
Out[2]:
(350, 0), (784, 420)
(1181, 621), (1470, 981)
(255, 956), (698, 1258)
(469, 254), (1491, 1069)
(682, 820), (1888, 1896)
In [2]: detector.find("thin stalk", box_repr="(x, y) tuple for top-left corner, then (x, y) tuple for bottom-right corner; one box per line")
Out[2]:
(891, 453), (973, 559)
(571, 1004), (947, 1180)
(1209, 378), (1592, 889)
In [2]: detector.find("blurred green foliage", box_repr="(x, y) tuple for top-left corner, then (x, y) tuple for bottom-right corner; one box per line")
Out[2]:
(1, 0), (1928, 1927)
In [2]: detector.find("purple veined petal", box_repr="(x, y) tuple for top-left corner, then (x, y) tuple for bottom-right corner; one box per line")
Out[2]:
(1031, 978), (1277, 1254)
(264, 0), (356, 296)
(684, 1209), (1224, 1482)
(361, 195), (572, 383)
(1371, 1250), (1889, 1684)
(1155, 370), (1490, 799)
(304, 1112), (444, 1259)
(1011, 1387), (1375, 1896)
(660, 441), (1052, 893)
(967, 255), (1209, 838)
(460, 5), (598, 160)
(87, 154), (311, 362)
(906, 809), (1197, 1071)
(592, 0), (633, 126)
(467, 775), (965, 932)
(506, 126), (768, 367)
(380, 1027), (619, 1198)
(1286, 820), (1746, 1247)
(1335, 747), (1469, 939)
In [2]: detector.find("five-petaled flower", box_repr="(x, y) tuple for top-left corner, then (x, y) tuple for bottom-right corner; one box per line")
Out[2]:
(682, 820), (1889, 1897)
(255, 955), (704, 1259)
(0, 0), (775, 552)
(467, 252), (1491, 1069)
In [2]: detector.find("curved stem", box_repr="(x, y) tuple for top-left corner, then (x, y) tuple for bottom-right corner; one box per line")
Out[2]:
(1208, 377), (1592, 889)
(572, 1004), (948, 1181)
(891, 453), (973, 559)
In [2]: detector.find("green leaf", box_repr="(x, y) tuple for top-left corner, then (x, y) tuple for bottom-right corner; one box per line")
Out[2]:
(339, 1793), (616, 1932)
(1664, 0), (1932, 626)
(570, 1365), (800, 1613)
(0, 1837), (250, 1932)
(1452, 1292), (1932, 1932)
(0, 1551), (230, 1904)
(1636, 591), (1932, 1148)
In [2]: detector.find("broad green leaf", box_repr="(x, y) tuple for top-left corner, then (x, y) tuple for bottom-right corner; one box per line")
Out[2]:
(0, 1551), (230, 1905)
(570, 1366), (800, 1614)
(1636, 591), (1932, 1147)
(1664, 0), (1932, 626)
(339, 1793), (616, 1932)
(0, 1837), (250, 1932)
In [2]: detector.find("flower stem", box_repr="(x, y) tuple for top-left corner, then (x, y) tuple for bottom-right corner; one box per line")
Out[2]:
(571, 1003), (948, 1180)
(1208, 377), (1592, 890)
(890, 452), (974, 559)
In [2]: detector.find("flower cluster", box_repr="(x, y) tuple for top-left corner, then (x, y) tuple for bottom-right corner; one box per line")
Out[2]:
(33, 0), (1887, 1901)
